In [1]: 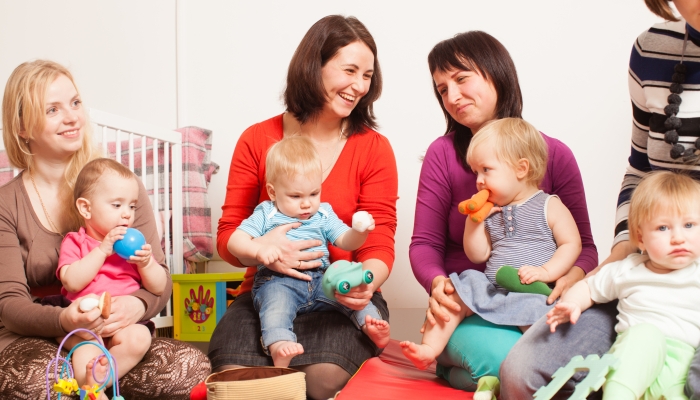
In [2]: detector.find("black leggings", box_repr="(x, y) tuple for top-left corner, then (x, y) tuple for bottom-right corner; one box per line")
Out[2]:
(0, 337), (211, 400)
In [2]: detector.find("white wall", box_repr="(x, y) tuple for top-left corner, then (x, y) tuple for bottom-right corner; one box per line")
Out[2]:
(0, 1), (662, 316)
(0, 0), (176, 128)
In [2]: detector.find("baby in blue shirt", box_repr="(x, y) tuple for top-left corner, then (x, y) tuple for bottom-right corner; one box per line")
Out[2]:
(228, 135), (390, 367)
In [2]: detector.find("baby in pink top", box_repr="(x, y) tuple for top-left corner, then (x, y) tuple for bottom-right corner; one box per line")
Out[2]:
(56, 158), (166, 397)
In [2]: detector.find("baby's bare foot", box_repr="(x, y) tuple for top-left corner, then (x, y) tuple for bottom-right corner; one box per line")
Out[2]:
(85, 356), (109, 400)
(399, 341), (437, 370)
(269, 341), (304, 368)
(363, 315), (390, 348)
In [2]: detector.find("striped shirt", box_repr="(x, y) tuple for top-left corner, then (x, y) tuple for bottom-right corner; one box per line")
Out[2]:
(238, 201), (350, 270)
(484, 191), (557, 286)
(617, 20), (700, 245)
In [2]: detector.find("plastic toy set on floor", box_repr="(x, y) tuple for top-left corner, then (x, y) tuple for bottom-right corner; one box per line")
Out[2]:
(46, 328), (123, 400)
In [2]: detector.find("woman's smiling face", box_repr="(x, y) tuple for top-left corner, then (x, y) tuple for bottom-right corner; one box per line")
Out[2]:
(319, 41), (375, 120)
(25, 74), (85, 161)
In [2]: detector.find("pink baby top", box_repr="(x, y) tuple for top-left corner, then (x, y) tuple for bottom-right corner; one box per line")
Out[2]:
(57, 227), (142, 300)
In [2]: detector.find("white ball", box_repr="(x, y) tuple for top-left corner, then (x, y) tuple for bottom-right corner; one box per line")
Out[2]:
(79, 297), (99, 312)
(352, 211), (371, 233)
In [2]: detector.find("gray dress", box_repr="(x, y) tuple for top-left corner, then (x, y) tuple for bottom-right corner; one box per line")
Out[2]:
(450, 191), (556, 326)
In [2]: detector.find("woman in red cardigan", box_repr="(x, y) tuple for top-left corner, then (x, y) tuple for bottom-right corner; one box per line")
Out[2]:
(208, 15), (398, 400)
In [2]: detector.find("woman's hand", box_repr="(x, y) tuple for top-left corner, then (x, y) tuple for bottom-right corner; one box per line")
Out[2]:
(587, 241), (637, 278)
(101, 295), (146, 337)
(59, 294), (105, 340)
(420, 276), (461, 333)
(334, 283), (375, 311)
(547, 266), (584, 304)
(253, 223), (324, 281)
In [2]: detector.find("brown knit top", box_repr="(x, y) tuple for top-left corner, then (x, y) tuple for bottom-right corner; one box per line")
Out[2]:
(0, 172), (172, 352)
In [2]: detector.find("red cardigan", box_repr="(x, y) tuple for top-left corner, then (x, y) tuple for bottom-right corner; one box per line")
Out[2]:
(217, 114), (398, 294)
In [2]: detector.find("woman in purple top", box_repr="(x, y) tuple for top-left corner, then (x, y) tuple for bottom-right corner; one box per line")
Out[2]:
(410, 31), (597, 391)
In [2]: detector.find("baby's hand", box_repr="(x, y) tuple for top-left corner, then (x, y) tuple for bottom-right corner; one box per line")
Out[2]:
(256, 245), (283, 266)
(546, 302), (581, 333)
(99, 226), (128, 256)
(518, 265), (549, 284)
(129, 243), (153, 269)
(352, 211), (375, 233)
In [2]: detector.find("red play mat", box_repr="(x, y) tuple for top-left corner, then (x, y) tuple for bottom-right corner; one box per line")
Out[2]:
(336, 339), (473, 399)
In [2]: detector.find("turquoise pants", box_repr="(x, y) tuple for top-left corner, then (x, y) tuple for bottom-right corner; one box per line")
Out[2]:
(435, 314), (522, 390)
(604, 324), (695, 400)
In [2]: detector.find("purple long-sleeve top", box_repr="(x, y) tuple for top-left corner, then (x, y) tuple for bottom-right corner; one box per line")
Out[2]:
(410, 131), (598, 294)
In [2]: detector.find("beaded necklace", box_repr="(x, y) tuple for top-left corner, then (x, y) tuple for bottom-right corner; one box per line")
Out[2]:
(663, 29), (700, 162)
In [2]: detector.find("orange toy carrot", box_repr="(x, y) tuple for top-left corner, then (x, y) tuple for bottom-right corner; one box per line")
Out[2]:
(458, 190), (490, 215)
(470, 201), (494, 223)
(466, 190), (490, 212)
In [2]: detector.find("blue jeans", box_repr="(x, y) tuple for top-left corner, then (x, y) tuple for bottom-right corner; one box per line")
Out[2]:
(251, 268), (381, 349)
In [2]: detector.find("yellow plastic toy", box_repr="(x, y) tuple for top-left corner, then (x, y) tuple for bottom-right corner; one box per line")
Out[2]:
(53, 378), (78, 395)
(458, 190), (494, 223)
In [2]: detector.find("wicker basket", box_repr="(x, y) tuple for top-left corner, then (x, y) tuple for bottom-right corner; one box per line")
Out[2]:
(205, 367), (306, 400)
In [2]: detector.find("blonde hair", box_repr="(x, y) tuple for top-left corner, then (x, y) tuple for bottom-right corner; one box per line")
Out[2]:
(265, 136), (322, 184)
(75, 158), (137, 202)
(628, 171), (700, 247)
(2, 60), (97, 231)
(644, 0), (678, 21)
(466, 118), (548, 186)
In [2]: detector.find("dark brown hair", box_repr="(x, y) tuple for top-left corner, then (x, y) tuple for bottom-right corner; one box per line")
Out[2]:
(644, 0), (678, 21)
(428, 31), (523, 169)
(284, 15), (382, 136)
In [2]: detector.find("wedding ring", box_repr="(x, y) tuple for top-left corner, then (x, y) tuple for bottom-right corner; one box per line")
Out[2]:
(298, 260), (302, 268)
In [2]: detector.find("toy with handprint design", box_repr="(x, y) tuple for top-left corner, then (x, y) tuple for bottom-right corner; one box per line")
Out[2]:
(184, 285), (214, 324)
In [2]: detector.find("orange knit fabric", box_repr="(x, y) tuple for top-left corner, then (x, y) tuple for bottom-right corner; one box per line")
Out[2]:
(217, 114), (398, 294)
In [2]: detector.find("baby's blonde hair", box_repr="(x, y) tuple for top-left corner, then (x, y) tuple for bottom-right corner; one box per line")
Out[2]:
(628, 171), (700, 247)
(74, 158), (137, 201)
(265, 136), (322, 184)
(466, 118), (548, 186)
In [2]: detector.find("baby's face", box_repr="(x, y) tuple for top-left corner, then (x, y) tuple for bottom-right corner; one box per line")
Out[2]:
(638, 211), (700, 273)
(269, 172), (322, 220)
(84, 171), (140, 239)
(469, 144), (522, 206)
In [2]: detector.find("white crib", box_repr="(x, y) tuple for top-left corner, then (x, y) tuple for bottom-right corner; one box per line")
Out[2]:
(89, 108), (182, 330)
(0, 108), (182, 331)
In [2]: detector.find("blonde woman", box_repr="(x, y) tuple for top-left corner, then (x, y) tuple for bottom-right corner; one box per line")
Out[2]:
(0, 60), (209, 399)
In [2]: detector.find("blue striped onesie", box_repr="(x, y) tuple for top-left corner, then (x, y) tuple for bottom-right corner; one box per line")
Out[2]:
(237, 200), (350, 270)
(449, 190), (558, 327)
(242, 201), (382, 345)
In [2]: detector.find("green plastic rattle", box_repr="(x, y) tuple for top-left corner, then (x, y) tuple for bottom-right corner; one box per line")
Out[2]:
(322, 260), (373, 299)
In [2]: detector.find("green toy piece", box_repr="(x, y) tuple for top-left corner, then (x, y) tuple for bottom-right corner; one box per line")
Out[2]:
(322, 260), (373, 299)
(495, 265), (552, 296)
(533, 354), (618, 400)
(474, 375), (500, 400)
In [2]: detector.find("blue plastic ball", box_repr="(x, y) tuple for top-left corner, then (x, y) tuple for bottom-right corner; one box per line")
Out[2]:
(113, 228), (146, 259)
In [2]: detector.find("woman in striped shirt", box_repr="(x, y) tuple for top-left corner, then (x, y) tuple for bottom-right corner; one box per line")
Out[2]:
(501, 1), (700, 397)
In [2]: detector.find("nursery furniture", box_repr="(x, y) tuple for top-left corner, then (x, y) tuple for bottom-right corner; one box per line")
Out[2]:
(0, 108), (219, 332)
